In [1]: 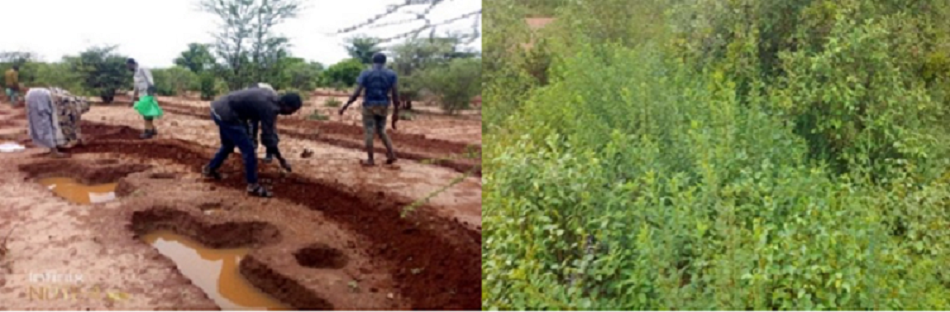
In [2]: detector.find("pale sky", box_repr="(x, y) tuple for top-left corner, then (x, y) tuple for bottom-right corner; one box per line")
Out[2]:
(1, 0), (481, 68)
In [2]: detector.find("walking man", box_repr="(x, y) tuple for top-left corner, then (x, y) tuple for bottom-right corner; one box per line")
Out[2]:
(338, 53), (399, 166)
(126, 58), (158, 139)
(5, 65), (20, 106)
(202, 88), (302, 197)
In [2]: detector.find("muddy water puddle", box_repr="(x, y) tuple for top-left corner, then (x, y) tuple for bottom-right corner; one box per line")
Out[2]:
(141, 230), (289, 310)
(38, 177), (117, 204)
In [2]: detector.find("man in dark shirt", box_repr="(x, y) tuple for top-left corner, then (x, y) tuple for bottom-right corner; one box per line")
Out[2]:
(202, 88), (302, 197)
(338, 52), (399, 166)
(244, 82), (277, 162)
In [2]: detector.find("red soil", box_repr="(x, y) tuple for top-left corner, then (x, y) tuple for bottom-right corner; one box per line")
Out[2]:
(71, 122), (482, 310)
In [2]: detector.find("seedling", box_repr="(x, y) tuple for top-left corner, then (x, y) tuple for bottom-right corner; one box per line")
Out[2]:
(309, 110), (329, 121)
(401, 165), (479, 218)
(325, 98), (342, 107)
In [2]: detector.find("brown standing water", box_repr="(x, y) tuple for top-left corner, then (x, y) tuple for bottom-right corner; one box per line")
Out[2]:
(38, 177), (118, 204)
(141, 230), (290, 310)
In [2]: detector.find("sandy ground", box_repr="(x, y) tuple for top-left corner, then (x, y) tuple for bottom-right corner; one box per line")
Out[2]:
(0, 94), (481, 310)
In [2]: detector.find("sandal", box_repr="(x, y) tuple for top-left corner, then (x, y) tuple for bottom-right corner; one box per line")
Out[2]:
(360, 159), (375, 167)
(385, 157), (397, 165)
(247, 184), (272, 198)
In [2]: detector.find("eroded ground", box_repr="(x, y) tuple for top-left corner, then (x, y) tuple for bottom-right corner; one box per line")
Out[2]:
(0, 94), (481, 310)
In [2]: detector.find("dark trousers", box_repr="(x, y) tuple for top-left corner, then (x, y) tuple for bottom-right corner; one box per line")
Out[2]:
(208, 113), (258, 184)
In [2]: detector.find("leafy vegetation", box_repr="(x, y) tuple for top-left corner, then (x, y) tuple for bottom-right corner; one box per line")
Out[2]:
(308, 109), (329, 121)
(483, 0), (950, 310)
(346, 36), (383, 64)
(324, 97), (342, 107)
(152, 66), (198, 96)
(416, 57), (480, 114)
(0, 0), (481, 115)
(66, 46), (132, 103)
(322, 58), (364, 88)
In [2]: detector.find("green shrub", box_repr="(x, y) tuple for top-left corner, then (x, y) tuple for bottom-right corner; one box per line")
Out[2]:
(483, 0), (950, 310)
(25, 62), (87, 95)
(152, 66), (198, 96)
(323, 58), (364, 87)
(199, 72), (218, 100)
(308, 109), (329, 121)
(417, 57), (481, 114)
(65, 46), (131, 103)
(324, 97), (342, 107)
(279, 61), (322, 91)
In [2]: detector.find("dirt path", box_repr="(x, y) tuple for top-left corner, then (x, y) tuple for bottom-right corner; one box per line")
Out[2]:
(0, 97), (481, 310)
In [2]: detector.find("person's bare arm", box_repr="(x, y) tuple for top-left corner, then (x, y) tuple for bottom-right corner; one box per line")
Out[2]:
(391, 83), (399, 130)
(339, 86), (363, 115)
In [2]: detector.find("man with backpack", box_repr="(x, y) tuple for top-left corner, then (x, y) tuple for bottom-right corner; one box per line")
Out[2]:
(338, 53), (399, 166)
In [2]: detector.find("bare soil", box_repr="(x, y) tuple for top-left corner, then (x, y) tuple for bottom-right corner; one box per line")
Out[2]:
(0, 94), (481, 310)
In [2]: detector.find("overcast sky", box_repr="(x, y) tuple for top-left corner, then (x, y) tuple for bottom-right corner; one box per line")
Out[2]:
(0, 0), (481, 68)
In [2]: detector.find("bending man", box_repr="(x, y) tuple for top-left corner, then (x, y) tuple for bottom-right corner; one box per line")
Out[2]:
(338, 52), (399, 166)
(202, 88), (301, 197)
(26, 87), (91, 157)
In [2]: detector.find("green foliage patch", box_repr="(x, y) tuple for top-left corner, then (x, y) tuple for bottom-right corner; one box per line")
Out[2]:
(483, 0), (950, 310)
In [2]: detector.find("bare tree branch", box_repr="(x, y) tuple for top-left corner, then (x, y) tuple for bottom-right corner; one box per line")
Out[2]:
(331, 0), (480, 44)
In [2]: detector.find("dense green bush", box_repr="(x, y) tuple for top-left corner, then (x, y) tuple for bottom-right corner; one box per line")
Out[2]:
(66, 46), (131, 103)
(277, 60), (323, 91)
(322, 58), (364, 88)
(417, 57), (481, 114)
(1, 61), (87, 95)
(199, 72), (219, 100)
(483, 0), (950, 310)
(152, 66), (199, 96)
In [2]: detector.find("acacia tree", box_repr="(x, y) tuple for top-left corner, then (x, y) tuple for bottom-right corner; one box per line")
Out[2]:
(198, 0), (302, 89)
(174, 43), (216, 74)
(389, 36), (474, 109)
(346, 36), (383, 64)
(66, 46), (131, 104)
(332, 0), (481, 44)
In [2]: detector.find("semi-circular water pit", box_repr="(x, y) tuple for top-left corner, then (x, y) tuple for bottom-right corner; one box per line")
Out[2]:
(18, 159), (151, 205)
(141, 230), (290, 310)
(131, 208), (331, 310)
(38, 177), (119, 205)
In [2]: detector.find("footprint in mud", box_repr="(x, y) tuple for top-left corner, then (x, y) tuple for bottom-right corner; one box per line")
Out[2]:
(294, 243), (348, 269)
(95, 159), (120, 165)
(149, 172), (179, 179)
